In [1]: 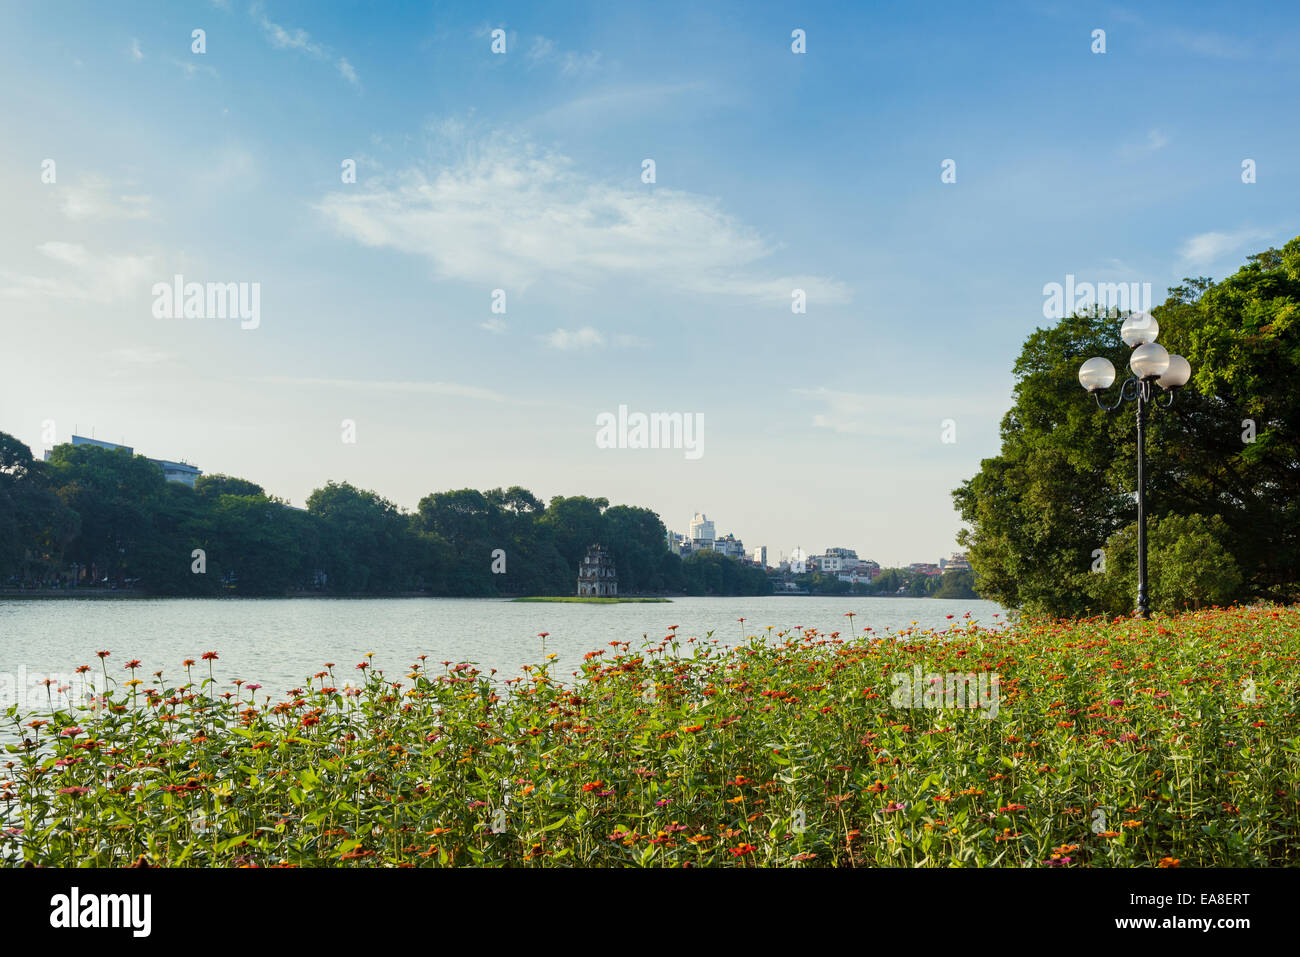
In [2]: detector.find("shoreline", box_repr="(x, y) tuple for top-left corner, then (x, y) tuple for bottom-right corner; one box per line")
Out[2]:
(0, 590), (987, 601)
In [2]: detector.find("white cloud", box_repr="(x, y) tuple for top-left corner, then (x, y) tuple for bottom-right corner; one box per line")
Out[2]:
(0, 242), (154, 303)
(252, 3), (359, 87)
(258, 376), (515, 403)
(526, 35), (602, 76)
(532, 82), (717, 127)
(480, 317), (507, 334)
(59, 175), (152, 222)
(129, 38), (143, 62)
(1119, 128), (1169, 160)
(1178, 229), (1272, 269)
(167, 56), (219, 79)
(526, 37), (555, 64)
(314, 131), (850, 307)
(794, 387), (1004, 439)
(544, 326), (605, 350)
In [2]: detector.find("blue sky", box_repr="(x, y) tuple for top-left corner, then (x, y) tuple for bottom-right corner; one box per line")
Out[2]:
(1, 0), (1296, 566)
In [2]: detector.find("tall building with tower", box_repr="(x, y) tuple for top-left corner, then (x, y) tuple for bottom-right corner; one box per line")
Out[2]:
(688, 513), (715, 542)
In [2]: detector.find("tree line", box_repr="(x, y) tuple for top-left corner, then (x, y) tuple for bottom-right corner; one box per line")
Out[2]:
(789, 567), (978, 598)
(954, 237), (1300, 616)
(0, 438), (770, 597)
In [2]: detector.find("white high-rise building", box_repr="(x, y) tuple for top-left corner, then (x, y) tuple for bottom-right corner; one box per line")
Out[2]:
(689, 512), (715, 542)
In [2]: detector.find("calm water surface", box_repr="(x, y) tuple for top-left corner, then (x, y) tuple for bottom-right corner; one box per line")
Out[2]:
(0, 596), (1006, 708)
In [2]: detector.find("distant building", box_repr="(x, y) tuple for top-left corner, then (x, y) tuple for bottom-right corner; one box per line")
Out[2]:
(151, 459), (202, 487)
(940, 552), (973, 573)
(814, 547), (859, 573)
(789, 547), (808, 575)
(671, 512), (745, 561)
(712, 533), (746, 559)
(909, 562), (943, 577)
(577, 544), (618, 597)
(751, 545), (768, 568)
(67, 435), (133, 454)
(689, 513), (715, 542)
(44, 435), (203, 488)
(839, 559), (880, 584)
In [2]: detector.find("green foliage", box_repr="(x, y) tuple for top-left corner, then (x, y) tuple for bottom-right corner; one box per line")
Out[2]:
(0, 434), (761, 597)
(933, 569), (978, 599)
(0, 433), (78, 583)
(1088, 514), (1244, 615)
(955, 236), (1300, 615)
(681, 550), (771, 596)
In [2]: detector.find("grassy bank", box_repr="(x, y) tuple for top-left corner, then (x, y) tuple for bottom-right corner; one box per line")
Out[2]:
(4, 606), (1298, 867)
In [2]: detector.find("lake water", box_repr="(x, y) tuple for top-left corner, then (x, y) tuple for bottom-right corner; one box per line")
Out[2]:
(0, 596), (1005, 714)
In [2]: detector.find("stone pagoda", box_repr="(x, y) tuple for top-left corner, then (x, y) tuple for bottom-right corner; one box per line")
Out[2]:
(576, 544), (618, 597)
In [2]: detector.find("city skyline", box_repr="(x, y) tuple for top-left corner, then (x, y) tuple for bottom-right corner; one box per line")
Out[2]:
(3, 1), (1297, 569)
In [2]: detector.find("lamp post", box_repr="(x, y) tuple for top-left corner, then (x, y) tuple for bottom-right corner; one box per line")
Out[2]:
(1078, 312), (1192, 619)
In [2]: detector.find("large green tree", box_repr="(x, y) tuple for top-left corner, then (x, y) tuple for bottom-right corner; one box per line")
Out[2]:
(954, 237), (1300, 615)
(1088, 513), (1242, 615)
(0, 434), (77, 583)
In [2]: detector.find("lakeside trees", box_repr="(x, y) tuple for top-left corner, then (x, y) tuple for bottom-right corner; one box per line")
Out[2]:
(0, 438), (764, 597)
(954, 237), (1300, 616)
(790, 566), (977, 598)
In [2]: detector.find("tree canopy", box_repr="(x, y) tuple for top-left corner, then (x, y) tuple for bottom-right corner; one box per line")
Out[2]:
(0, 440), (763, 598)
(954, 237), (1300, 616)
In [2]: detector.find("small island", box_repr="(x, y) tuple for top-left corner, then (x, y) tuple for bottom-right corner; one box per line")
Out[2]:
(513, 544), (670, 600)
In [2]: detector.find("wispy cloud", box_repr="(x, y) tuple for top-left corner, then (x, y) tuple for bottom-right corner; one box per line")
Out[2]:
(1119, 128), (1169, 160)
(543, 326), (605, 350)
(794, 387), (1004, 439)
(527, 35), (602, 76)
(314, 130), (850, 307)
(129, 38), (143, 62)
(1178, 228), (1273, 269)
(257, 376), (515, 403)
(532, 82), (718, 127)
(1167, 29), (1251, 60)
(59, 175), (152, 222)
(0, 242), (154, 303)
(167, 55), (219, 79)
(251, 3), (360, 87)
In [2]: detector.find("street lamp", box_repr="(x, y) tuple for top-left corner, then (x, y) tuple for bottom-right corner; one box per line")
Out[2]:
(1078, 312), (1192, 619)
